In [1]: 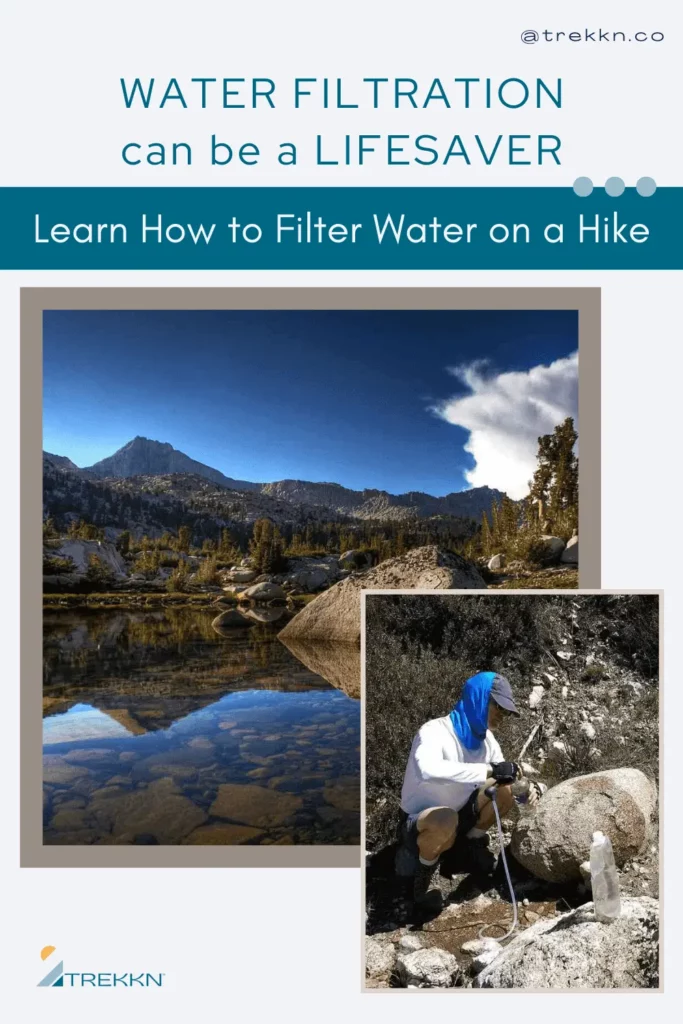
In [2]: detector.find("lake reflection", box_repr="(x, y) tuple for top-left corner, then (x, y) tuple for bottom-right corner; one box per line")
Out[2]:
(43, 607), (360, 846)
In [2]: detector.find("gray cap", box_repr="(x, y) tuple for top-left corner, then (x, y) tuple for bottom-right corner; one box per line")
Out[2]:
(490, 673), (520, 716)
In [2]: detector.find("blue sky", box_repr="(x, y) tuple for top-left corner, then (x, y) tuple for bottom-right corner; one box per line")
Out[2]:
(43, 309), (578, 497)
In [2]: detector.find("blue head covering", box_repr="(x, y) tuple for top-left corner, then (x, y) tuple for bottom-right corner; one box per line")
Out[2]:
(449, 671), (496, 750)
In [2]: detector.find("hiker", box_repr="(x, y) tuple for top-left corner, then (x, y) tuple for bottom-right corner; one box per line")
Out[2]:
(399, 671), (521, 907)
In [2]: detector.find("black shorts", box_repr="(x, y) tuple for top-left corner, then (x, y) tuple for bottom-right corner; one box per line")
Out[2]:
(401, 786), (481, 857)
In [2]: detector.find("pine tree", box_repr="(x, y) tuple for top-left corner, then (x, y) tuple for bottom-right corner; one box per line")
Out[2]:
(43, 517), (58, 540)
(218, 528), (241, 564)
(84, 553), (116, 591)
(500, 495), (519, 543)
(529, 417), (578, 535)
(480, 511), (492, 555)
(177, 525), (192, 553)
(249, 518), (287, 574)
(490, 501), (501, 548)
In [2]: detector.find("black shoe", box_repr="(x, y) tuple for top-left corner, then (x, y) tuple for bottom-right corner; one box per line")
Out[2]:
(413, 860), (443, 908)
(462, 835), (496, 877)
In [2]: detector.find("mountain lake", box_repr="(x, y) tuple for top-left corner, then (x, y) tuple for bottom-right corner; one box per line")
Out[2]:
(43, 606), (360, 846)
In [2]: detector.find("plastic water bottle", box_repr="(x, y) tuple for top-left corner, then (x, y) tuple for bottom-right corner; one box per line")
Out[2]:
(590, 831), (621, 923)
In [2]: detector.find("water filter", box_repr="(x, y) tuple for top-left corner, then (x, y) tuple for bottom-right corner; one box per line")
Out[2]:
(511, 779), (532, 803)
(590, 831), (621, 923)
(511, 778), (546, 806)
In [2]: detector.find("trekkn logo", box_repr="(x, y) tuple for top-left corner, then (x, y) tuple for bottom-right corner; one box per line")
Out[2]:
(37, 946), (165, 988)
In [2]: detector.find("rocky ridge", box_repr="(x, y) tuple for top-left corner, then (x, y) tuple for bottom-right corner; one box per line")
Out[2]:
(44, 437), (506, 530)
(262, 479), (505, 523)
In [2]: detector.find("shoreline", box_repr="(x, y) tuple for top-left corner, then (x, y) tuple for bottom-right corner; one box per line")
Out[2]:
(43, 591), (315, 610)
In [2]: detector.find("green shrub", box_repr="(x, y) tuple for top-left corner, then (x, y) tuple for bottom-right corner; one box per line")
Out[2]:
(513, 534), (556, 567)
(133, 549), (160, 579)
(43, 554), (76, 575)
(195, 555), (218, 585)
(166, 561), (190, 592)
(580, 663), (608, 683)
(83, 554), (117, 591)
(67, 519), (104, 541)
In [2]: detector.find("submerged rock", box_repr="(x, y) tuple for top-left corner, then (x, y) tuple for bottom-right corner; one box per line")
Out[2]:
(279, 546), (485, 644)
(182, 823), (265, 845)
(474, 897), (659, 988)
(89, 777), (207, 843)
(50, 808), (90, 831)
(209, 783), (304, 828)
(44, 755), (91, 785)
(63, 748), (119, 765)
(323, 780), (359, 813)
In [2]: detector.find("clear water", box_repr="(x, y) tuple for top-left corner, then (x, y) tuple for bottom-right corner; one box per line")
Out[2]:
(43, 607), (360, 846)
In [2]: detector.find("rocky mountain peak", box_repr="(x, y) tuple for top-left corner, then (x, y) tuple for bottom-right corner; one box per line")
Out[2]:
(129, 435), (173, 450)
(83, 437), (257, 492)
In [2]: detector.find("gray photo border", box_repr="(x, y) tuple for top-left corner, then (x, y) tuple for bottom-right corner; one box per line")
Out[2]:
(359, 588), (662, 994)
(21, 286), (601, 868)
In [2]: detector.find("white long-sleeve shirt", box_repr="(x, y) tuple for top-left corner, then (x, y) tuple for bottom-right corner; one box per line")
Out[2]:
(400, 714), (504, 816)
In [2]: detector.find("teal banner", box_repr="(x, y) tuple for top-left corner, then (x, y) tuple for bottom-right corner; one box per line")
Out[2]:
(0, 187), (680, 269)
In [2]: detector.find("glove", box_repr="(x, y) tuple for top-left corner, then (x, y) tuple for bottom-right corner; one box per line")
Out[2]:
(490, 761), (520, 783)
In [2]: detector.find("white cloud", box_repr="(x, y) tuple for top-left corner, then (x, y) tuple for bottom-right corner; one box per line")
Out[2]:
(432, 352), (578, 500)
